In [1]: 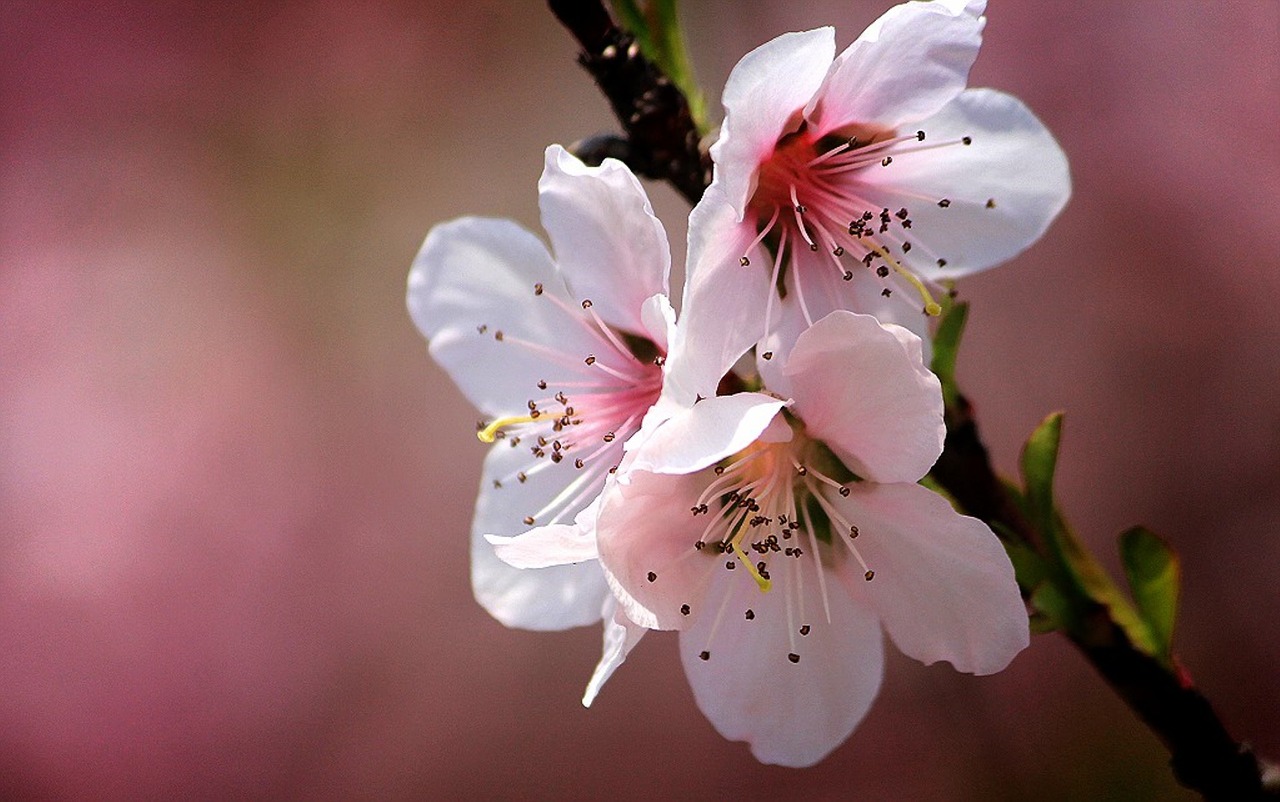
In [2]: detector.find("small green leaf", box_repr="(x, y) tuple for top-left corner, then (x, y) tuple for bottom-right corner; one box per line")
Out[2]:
(1029, 581), (1073, 631)
(1004, 539), (1049, 591)
(1020, 412), (1063, 542)
(610, 0), (708, 132)
(929, 299), (968, 410)
(1119, 526), (1181, 660)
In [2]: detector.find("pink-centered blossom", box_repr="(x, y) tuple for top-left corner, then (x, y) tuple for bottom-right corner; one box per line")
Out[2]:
(407, 145), (673, 641)
(514, 311), (1028, 766)
(671, 0), (1070, 396)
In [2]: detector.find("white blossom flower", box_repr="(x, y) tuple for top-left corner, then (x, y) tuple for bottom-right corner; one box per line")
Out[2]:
(673, 0), (1070, 394)
(407, 144), (674, 635)
(593, 311), (1027, 767)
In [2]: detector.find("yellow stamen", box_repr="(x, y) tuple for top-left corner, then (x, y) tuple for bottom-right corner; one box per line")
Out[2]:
(477, 414), (537, 443)
(867, 243), (942, 316)
(732, 541), (772, 594)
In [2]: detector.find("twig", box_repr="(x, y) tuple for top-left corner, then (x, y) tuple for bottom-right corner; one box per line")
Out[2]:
(547, 0), (710, 204)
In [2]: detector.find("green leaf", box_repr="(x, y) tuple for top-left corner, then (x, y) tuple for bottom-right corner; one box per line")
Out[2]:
(1119, 526), (1181, 660)
(1017, 414), (1163, 657)
(1004, 539), (1049, 591)
(610, 0), (708, 132)
(1029, 581), (1072, 632)
(929, 299), (968, 410)
(1020, 412), (1063, 545)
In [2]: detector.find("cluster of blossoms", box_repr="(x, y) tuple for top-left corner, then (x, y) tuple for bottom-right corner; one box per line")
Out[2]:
(409, 0), (1068, 767)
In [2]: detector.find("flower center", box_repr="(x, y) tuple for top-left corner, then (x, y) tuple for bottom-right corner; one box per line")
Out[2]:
(743, 124), (978, 330)
(477, 290), (665, 529)
(679, 430), (878, 664)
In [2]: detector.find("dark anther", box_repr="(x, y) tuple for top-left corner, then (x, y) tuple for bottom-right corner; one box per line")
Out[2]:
(762, 351), (773, 360)
(864, 570), (875, 581)
(523, 516), (535, 525)
(788, 653), (800, 664)
(881, 288), (892, 297)
(800, 625), (811, 636)
(902, 242), (912, 253)
(986, 198), (997, 208)
(699, 650), (710, 661)
(936, 258), (948, 268)
(494, 331), (504, 341)
(584, 355), (596, 365)
(740, 256), (750, 266)
(916, 130), (926, 141)
(647, 571), (657, 583)
(938, 198), (951, 208)
(680, 604), (690, 616)
(962, 136), (973, 145)
(876, 266), (890, 278)
(833, 246), (845, 257)
(881, 156), (893, 166)
(534, 282), (544, 295)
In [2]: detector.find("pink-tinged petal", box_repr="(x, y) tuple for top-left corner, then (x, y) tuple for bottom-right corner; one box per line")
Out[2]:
(582, 596), (647, 707)
(785, 311), (943, 484)
(679, 562), (885, 767)
(486, 498), (599, 569)
(855, 88), (1071, 280)
(665, 187), (770, 404)
(807, 0), (986, 135)
(407, 217), (599, 416)
(538, 145), (671, 335)
(833, 482), (1029, 674)
(628, 393), (786, 476)
(471, 433), (610, 631)
(595, 468), (717, 630)
(711, 28), (835, 217)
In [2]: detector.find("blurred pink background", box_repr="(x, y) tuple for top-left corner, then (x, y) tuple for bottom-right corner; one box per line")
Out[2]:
(2, 1), (1277, 799)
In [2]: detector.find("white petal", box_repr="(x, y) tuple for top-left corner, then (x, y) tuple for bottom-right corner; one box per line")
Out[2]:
(595, 468), (717, 631)
(665, 187), (770, 404)
(679, 562), (885, 767)
(855, 88), (1071, 279)
(628, 393), (785, 476)
(807, 0), (986, 135)
(407, 217), (599, 416)
(486, 498), (599, 569)
(538, 145), (671, 335)
(582, 596), (647, 707)
(833, 482), (1029, 674)
(711, 28), (835, 217)
(639, 292), (676, 356)
(471, 433), (611, 631)
(785, 311), (943, 484)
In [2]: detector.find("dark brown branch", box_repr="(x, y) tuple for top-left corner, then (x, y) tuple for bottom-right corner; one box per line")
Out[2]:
(547, 0), (710, 205)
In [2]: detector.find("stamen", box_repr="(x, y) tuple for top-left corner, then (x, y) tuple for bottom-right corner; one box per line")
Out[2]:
(731, 541), (772, 593)
(864, 242), (943, 316)
(741, 205), (781, 267)
(477, 414), (537, 443)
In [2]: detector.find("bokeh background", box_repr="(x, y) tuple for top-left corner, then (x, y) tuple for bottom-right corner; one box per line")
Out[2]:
(3, 1), (1278, 799)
